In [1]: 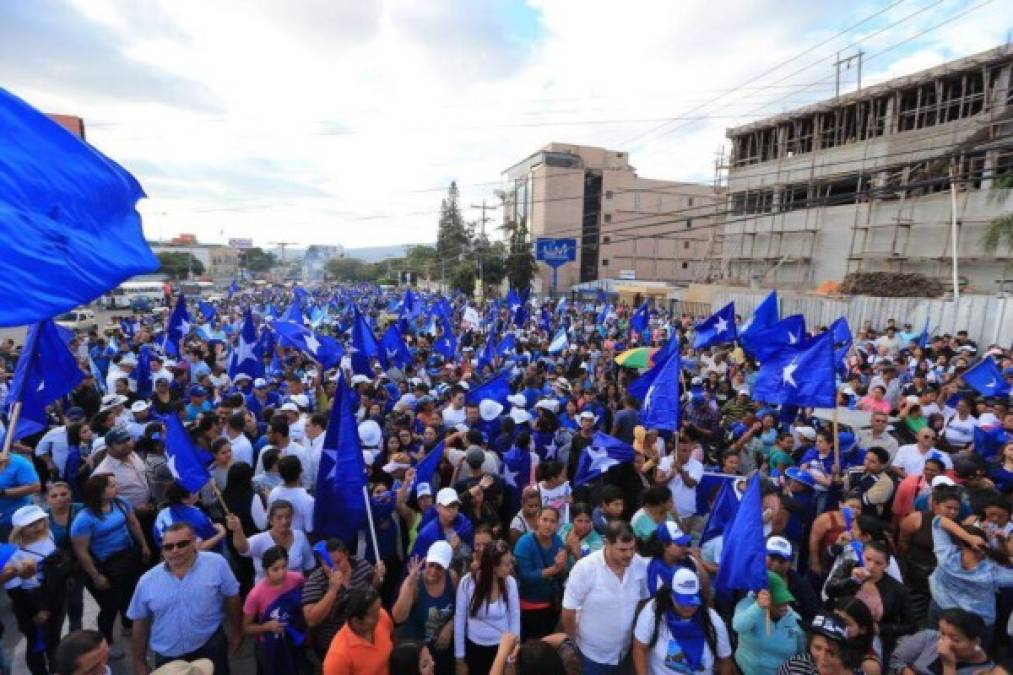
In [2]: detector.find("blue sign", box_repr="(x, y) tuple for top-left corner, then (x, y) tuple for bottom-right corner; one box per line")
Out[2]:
(536, 238), (577, 269)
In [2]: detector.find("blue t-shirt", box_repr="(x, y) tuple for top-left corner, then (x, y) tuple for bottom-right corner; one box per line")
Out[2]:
(0, 454), (39, 526)
(70, 499), (134, 561)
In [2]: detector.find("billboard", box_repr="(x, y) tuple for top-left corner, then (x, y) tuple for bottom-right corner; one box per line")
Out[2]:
(228, 238), (254, 249)
(535, 238), (577, 269)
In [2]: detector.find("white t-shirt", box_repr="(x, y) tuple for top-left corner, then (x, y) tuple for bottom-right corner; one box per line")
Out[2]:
(267, 486), (315, 534)
(538, 481), (572, 527)
(228, 433), (254, 467)
(942, 412), (978, 447)
(891, 444), (952, 476)
(4, 536), (56, 590)
(243, 529), (315, 581)
(658, 457), (704, 518)
(442, 406), (466, 427)
(633, 604), (731, 674)
(35, 426), (70, 476)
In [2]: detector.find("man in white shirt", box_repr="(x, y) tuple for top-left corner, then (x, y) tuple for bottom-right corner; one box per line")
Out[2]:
(105, 353), (137, 394)
(225, 412), (254, 467)
(655, 439), (703, 534)
(562, 521), (649, 672)
(267, 455), (315, 534)
(441, 389), (467, 428)
(891, 428), (952, 478)
(280, 401), (307, 446)
(856, 412), (899, 460)
(254, 419), (312, 490)
(303, 412), (327, 487)
(942, 399), (979, 449)
(875, 326), (902, 358)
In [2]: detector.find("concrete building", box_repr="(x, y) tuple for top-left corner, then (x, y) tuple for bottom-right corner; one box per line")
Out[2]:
(501, 143), (722, 293)
(720, 45), (1013, 292)
(150, 241), (240, 283)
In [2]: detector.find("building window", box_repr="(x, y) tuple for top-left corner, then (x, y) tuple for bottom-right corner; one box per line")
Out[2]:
(685, 219), (692, 229)
(688, 197), (694, 206)
(683, 241), (690, 249)
(603, 235), (611, 244)
(602, 259), (609, 267)
(604, 214), (612, 223)
(605, 190), (613, 200)
(681, 262), (689, 269)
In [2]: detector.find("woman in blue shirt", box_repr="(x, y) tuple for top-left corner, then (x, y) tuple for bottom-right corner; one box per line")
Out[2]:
(152, 480), (227, 553)
(513, 506), (566, 640)
(45, 481), (84, 632)
(70, 473), (151, 649)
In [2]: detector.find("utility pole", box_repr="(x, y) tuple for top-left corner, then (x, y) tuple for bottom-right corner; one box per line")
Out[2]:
(471, 200), (493, 295)
(833, 50), (864, 99)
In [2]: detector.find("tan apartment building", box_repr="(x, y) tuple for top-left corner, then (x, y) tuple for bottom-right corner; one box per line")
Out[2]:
(501, 143), (722, 293)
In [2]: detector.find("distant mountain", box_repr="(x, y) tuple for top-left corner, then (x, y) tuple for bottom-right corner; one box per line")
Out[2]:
(343, 244), (424, 262)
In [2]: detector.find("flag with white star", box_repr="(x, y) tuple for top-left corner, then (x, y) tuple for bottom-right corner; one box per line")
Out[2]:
(573, 432), (635, 487)
(692, 301), (737, 350)
(752, 329), (836, 408)
(163, 414), (212, 493)
(313, 375), (368, 543)
(229, 308), (263, 379)
(163, 293), (192, 358)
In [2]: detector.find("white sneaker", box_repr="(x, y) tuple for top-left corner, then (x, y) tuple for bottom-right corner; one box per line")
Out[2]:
(108, 644), (126, 660)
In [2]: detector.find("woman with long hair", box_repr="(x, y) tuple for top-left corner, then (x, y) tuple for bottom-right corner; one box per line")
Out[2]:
(64, 421), (93, 497)
(70, 473), (150, 656)
(509, 487), (542, 546)
(889, 607), (995, 674)
(226, 498), (315, 581)
(898, 484), (962, 625)
(44, 480), (85, 632)
(514, 506), (566, 640)
(221, 461), (266, 596)
(454, 539), (520, 674)
(833, 596), (882, 675)
(632, 570), (733, 674)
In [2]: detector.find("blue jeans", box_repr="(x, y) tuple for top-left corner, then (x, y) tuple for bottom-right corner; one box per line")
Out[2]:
(581, 653), (633, 675)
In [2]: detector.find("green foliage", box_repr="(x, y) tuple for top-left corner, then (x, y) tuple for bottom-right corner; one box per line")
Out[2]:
(436, 182), (472, 261)
(499, 218), (536, 292)
(157, 251), (205, 280)
(325, 257), (378, 282)
(242, 247), (276, 273)
(450, 264), (476, 296)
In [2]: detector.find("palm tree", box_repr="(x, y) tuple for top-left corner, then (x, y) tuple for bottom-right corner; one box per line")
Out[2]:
(982, 176), (1013, 294)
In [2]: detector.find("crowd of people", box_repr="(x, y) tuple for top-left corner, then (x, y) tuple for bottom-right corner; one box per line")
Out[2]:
(0, 282), (1010, 675)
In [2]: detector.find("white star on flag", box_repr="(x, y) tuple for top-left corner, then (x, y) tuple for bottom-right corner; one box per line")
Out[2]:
(502, 463), (518, 488)
(544, 438), (558, 460)
(586, 445), (619, 476)
(788, 332), (798, 345)
(166, 454), (180, 480)
(235, 335), (256, 364)
(304, 332), (321, 353)
(714, 315), (728, 334)
(782, 359), (800, 388)
(178, 318), (191, 335)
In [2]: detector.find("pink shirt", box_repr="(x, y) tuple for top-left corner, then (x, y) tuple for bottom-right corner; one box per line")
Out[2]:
(243, 571), (304, 620)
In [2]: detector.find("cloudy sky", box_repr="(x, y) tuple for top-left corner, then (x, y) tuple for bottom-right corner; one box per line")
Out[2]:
(2, 0), (1008, 250)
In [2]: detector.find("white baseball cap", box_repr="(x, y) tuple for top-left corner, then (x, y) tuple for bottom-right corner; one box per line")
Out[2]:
(289, 394), (309, 409)
(416, 483), (433, 498)
(506, 393), (527, 408)
(426, 540), (453, 570)
(766, 536), (793, 559)
(279, 402), (299, 413)
(931, 475), (956, 487)
(351, 374), (371, 386)
(234, 373), (252, 383)
(795, 426), (816, 441)
(358, 420), (382, 448)
(671, 568), (702, 607)
(11, 505), (47, 529)
(436, 487), (460, 507)
(130, 400), (150, 414)
(253, 378), (268, 388)
(479, 399), (504, 421)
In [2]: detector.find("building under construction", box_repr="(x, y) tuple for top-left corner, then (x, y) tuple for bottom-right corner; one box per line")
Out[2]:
(718, 45), (1013, 293)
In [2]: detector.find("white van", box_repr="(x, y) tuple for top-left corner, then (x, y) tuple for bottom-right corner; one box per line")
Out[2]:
(55, 308), (97, 332)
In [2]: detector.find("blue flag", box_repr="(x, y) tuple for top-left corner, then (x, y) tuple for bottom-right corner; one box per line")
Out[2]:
(135, 345), (153, 399)
(198, 301), (216, 323)
(258, 586), (306, 675)
(715, 475), (768, 595)
(740, 290), (778, 338)
(692, 302), (736, 349)
(548, 328), (568, 354)
(3, 320), (84, 441)
(629, 301), (650, 338)
(163, 414), (212, 493)
(628, 335), (679, 401)
(641, 349), (681, 431)
(495, 334), (516, 358)
(829, 317), (853, 376)
(753, 330), (836, 408)
(411, 441), (444, 497)
(962, 356), (1011, 397)
(740, 314), (806, 362)
(0, 90), (159, 326)
(163, 293), (192, 358)
(314, 376), (368, 544)
(973, 426), (1006, 462)
(282, 297), (303, 324)
(273, 320), (343, 369)
(701, 477), (740, 544)
(501, 444), (532, 511)
(378, 325), (411, 370)
(465, 371), (511, 408)
(434, 315), (457, 360)
(574, 432), (636, 486)
(476, 335), (496, 371)
(227, 280), (240, 299)
(229, 309), (263, 379)
(351, 306), (380, 376)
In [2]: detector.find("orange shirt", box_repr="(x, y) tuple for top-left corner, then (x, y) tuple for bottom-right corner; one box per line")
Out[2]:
(322, 608), (393, 675)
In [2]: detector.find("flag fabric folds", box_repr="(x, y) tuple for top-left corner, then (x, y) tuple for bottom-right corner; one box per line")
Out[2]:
(752, 330), (836, 408)
(163, 294), (192, 358)
(464, 371), (511, 408)
(378, 325), (411, 370)
(548, 328), (568, 354)
(715, 475), (768, 595)
(740, 314), (806, 362)
(411, 441), (444, 497)
(4, 320), (83, 441)
(229, 309), (263, 380)
(701, 477), (740, 544)
(351, 306), (380, 376)
(313, 376), (368, 544)
(573, 432), (635, 486)
(629, 301), (650, 338)
(692, 302), (736, 349)
(273, 320), (343, 370)
(962, 356), (1011, 397)
(163, 414), (212, 493)
(640, 349), (681, 431)
(739, 290), (778, 338)
(628, 335), (679, 401)
(0, 89), (159, 326)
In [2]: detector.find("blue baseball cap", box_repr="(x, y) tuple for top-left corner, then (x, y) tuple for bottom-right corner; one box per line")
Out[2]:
(656, 521), (692, 547)
(189, 385), (207, 398)
(785, 467), (816, 488)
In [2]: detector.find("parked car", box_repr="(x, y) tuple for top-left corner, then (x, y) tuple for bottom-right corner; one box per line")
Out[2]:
(55, 308), (97, 332)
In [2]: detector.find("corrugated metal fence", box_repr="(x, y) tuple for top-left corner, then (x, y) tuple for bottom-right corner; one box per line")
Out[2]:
(706, 287), (1013, 346)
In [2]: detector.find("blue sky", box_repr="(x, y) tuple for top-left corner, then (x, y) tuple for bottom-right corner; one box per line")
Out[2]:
(1, 0), (1009, 248)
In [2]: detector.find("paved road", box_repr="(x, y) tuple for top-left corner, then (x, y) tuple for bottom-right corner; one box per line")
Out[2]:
(0, 307), (127, 344)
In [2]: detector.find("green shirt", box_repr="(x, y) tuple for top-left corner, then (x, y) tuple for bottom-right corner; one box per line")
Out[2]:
(768, 449), (795, 472)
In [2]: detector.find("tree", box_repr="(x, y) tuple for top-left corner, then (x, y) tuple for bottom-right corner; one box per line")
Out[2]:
(436, 182), (471, 262)
(243, 247), (276, 273)
(499, 218), (536, 292)
(981, 175), (1013, 291)
(403, 245), (439, 282)
(450, 264), (476, 296)
(157, 251), (204, 280)
(325, 257), (377, 282)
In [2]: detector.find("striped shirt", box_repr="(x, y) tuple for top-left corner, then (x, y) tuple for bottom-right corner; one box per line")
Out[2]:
(301, 557), (374, 652)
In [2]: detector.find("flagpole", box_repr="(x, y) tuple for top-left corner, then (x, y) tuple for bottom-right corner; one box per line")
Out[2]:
(362, 484), (380, 562)
(832, 406), (841, 472)
(0, 401), (22, 461)
(208, 479), (232, 516)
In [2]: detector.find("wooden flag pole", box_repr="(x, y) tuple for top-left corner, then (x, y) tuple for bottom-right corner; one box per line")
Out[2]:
(363, 484), (381, 560)
(0, 401), (22, 461)
(207, 479), (232, 516)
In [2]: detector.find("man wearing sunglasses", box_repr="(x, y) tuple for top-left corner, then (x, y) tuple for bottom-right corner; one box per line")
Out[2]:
(126, 522), (242, 675)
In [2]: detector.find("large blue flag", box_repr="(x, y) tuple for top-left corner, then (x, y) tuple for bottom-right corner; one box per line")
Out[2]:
(3, 320), (84, 441)
(433, 315), (457, 360)
(282, 297), (303, 324)
(314, 376), (368, 544)
(197, 301), (216, 323)
(963, 356), (1011, 397)
(693, 302), (736, 349)
(701, 477), (740, 544)
(740, 314), (806, 361)
(628, 334), (679, 401)
(829, 316), (853, 376)
(163, 293), (192, 358)
(501, 444), (532, 511)
(229, 309), (263, 379)
(465, 371), (511, 408)
(378, 324), (411, 370)
(351, 306), (380, 376)
(411, 441), (444, 497)
(973, 426), (1006, 462)
(163, 414), (212, 493)
(739, 290), (778, 338)
(715, 475), (767, 595)
(495, 334), (516, 358)
(273, 320), (343, 369)
(134, 345), (153, 399)
(641, 349), (681, 431)
(0, 90), (159, 326)
(629, 301), (650, 338)
(753, 330), (836, 408)
(574, 432), (636, 486)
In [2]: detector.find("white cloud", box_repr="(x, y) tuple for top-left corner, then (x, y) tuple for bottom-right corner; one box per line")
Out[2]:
(4, 0), (1010, 250)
